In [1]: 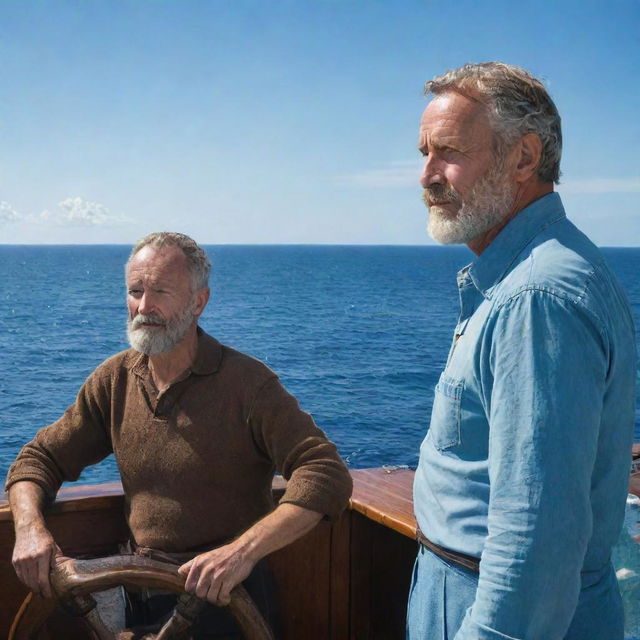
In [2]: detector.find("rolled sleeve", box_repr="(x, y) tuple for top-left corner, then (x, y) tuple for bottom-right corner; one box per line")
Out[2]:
(249, 376), (352, 520)
(458, 290), (608, 639)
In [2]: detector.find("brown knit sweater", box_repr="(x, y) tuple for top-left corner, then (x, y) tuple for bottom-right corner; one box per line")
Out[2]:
(5, 330), (352, 551)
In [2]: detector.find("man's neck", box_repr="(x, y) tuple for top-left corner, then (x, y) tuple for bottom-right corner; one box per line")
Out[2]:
(148, 327), (199, 392)
(467, 182), (554, 256)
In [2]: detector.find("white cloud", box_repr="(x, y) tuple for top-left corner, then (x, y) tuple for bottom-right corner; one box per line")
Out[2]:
(335, 160), (421, 188)
(0, 197), (131, 227)
(559, 177), (640, 195)
(0, 201), (22, 222)
(55, 197), (115, 226)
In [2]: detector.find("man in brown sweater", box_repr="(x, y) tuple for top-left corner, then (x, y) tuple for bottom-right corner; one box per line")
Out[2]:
(6, 232), (352, 635)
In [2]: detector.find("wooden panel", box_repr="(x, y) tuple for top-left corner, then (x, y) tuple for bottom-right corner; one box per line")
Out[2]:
(366, 515), (416, 639)
(348, 511), (417, 640)
(349, 509), (372, 640)
(348, 469), (417, 639)
(329, 512), (351, 639)
(266, 519), (333, 639)
(0, 517), (30, 635)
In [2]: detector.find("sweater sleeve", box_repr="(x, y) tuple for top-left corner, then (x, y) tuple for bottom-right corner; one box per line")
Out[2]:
(4, 367), (114, 500)
(248, 376), (352, 520)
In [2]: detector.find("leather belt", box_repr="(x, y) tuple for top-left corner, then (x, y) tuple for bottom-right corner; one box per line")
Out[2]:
(120, 540), (198, 565)
(415, 527), (480, 574)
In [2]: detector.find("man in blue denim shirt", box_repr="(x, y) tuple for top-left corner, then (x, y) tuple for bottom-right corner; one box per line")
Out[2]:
(409, 63), (636, 639)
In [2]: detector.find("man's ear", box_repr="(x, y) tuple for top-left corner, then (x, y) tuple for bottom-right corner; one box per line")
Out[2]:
(193, 287), (210, 317)
(513, 133), (543, 183)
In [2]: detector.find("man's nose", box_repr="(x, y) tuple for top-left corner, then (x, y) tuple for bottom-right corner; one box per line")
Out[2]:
(420, 155), (443, 189)
(137, 292), (155, 315)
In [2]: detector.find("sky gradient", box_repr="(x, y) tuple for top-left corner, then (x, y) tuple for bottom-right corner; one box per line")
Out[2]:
(1, 0), (639, 245)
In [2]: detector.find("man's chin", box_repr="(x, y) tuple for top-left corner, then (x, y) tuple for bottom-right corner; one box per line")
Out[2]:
(427, 228), (463, 245)
(427, 208), (468, 245)
(431, 214), (494, 244)
(128, 329), (170, 356)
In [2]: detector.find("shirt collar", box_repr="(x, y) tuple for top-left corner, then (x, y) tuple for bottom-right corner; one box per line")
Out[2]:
(128, 327), (222, 378)
(468, 192), (566, 295)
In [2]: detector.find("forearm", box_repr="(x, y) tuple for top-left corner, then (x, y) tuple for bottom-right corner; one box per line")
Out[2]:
(180, 503), (323, 605)
(9, 481), (59, 598)
(9, 481), (49, 533)
(233, 503), (323, 564)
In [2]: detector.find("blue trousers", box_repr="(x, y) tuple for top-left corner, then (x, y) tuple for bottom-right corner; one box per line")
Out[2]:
(406, 545), (624, 640)
(406, 545), (478, 640)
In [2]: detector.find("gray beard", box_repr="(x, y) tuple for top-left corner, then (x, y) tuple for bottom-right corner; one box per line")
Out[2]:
(127, 302), (196, 356)
(424, 163), (516, 245)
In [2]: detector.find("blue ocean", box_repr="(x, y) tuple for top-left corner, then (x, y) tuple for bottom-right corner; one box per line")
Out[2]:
(1, 244), (639, 485)
(2, 244), (640, 636)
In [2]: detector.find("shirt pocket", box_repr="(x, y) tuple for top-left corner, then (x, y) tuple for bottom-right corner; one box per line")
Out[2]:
(428, 374), (464, 451)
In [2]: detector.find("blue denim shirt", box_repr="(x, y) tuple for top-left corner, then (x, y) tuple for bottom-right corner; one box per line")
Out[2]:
(413, 193), (636, 639)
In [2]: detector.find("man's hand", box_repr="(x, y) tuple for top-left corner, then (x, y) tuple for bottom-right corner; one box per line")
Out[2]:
(9, 481), (61, 599)
(12, 523), (60, 598)
(178, 539), (256, 606)
(178, 503), (323, 606)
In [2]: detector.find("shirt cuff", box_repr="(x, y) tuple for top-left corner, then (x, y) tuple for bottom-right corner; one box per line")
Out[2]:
(455, 611), (522, 640)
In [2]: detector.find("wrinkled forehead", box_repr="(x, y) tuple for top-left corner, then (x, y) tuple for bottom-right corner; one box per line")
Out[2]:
(126, 245), (190, 283)
(420, 91), (493, 140)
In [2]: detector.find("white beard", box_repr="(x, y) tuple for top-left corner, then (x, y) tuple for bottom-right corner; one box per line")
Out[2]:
(127, 301), (196, 356)
(425, 161), (516, 245)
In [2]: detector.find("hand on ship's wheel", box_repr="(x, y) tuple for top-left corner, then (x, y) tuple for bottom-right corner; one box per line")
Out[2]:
(9, 554), (275, 640)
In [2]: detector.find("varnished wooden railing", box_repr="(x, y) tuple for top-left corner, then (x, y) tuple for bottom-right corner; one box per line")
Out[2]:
(0, 468), (418, 530)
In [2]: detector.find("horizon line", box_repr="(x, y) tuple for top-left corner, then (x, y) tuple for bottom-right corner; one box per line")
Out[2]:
(1, 242), (638, 249)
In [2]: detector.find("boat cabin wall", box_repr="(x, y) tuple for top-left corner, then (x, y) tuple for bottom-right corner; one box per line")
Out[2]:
(0, 478), (417, 639)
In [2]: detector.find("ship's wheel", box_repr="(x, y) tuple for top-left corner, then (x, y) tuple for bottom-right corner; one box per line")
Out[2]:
(9, 554), (274, 640)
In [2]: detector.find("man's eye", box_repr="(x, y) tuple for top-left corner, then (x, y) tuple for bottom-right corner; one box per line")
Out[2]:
(128, 289), (142, 295)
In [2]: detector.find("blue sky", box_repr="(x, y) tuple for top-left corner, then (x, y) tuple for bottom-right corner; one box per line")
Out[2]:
(1, 0), (638, 245)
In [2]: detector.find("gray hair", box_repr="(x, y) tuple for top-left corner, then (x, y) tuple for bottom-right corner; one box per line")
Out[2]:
(128, 232), (211, 291)
(425, 62), (562, 184)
